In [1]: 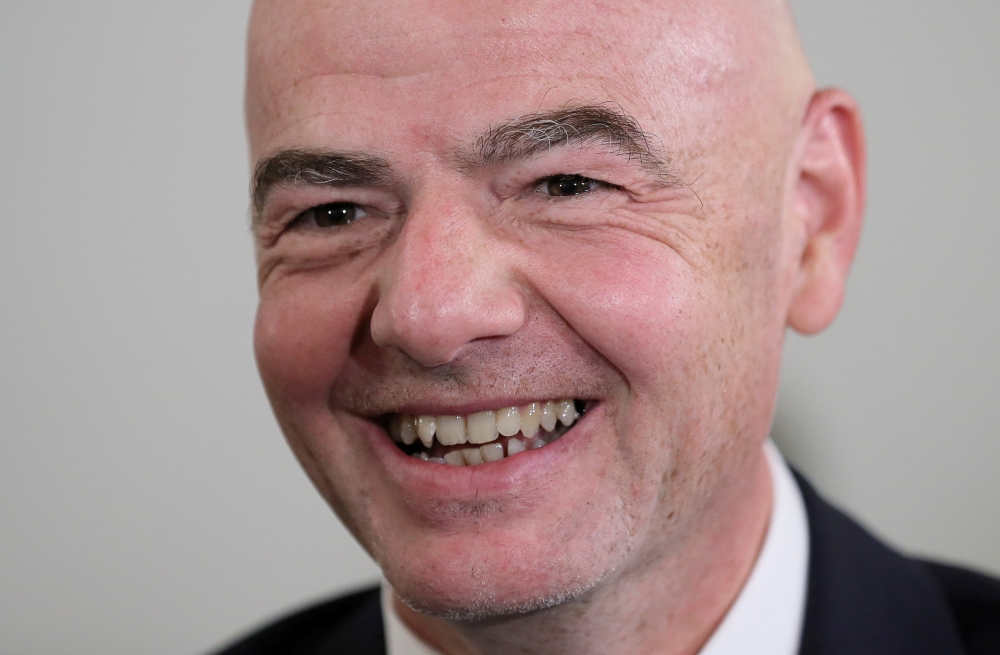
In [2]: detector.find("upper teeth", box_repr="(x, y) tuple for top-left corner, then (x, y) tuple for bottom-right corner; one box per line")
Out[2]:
(388, 399), (579, 449)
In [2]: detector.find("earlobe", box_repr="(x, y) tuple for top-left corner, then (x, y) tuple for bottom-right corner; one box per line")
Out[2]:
(786, 89), (867, 335)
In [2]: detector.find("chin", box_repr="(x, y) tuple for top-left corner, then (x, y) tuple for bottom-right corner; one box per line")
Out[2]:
(392, 567), (605, 623)
(377, 530), (623, 622)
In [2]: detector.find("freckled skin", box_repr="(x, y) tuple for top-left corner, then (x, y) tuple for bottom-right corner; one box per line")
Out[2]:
(246, 1), (864, 654)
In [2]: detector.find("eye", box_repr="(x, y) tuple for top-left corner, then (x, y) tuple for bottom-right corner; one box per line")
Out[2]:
(294, 202), (368, 228)
(537, 174), (600, 197)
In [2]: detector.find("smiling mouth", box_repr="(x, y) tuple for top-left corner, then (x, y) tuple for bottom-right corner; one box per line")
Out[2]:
(385, 399), (588, 466)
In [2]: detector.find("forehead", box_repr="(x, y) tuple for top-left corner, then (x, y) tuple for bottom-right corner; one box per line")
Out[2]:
(247, 0), (778, 156)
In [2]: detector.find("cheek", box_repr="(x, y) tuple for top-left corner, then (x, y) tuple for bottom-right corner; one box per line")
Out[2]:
(253, 275), (382, 541)
(254, 276), (362, 412)
(522, 235), (708, 494)
(523, 226), (775, 464)
(528, 233), (703, 393)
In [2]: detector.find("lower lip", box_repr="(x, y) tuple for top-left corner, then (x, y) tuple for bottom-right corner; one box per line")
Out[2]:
(362, 403), (600, 498)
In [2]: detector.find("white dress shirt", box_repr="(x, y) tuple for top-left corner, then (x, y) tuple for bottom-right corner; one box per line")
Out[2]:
(382, 441), (809, 655)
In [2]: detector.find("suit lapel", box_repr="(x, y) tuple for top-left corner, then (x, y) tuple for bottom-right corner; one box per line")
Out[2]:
(795, 472), (964, 654)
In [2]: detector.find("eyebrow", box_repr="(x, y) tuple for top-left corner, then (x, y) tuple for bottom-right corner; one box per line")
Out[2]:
(464, 103), (675, 182)
(251, 150), (393, 219)
(251, 104), (676, 220)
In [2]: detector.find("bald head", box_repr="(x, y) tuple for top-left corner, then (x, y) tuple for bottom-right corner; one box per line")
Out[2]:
(244, 0), (865, 649)
(247, 0), (814, 167)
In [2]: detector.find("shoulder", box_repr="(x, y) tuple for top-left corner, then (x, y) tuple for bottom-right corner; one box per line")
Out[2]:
(922, 561), (1000, 655)
(210, 585), (385, 655)
(794, 470), (1000, 655)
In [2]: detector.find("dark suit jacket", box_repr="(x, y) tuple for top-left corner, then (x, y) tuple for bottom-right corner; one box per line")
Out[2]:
(213, 475), (1000, 654)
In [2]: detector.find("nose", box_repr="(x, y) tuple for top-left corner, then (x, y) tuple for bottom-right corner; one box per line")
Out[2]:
(369, 193), (526, 367)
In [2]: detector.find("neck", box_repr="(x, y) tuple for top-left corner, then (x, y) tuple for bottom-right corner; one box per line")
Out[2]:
(392, 446), (774, 655)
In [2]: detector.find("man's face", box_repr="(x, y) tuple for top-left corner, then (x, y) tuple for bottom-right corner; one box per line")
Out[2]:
(248, 0), (803, 618)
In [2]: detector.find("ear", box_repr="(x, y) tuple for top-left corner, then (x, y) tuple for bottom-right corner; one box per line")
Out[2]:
(785, 88), (867, 335)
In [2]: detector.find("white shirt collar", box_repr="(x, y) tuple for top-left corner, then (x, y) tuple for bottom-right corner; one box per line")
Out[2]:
(382, 441), (809, 655)
(697, 441), (809, 655)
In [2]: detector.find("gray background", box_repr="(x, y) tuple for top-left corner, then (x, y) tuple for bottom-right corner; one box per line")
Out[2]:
(1, 2), (997, 654)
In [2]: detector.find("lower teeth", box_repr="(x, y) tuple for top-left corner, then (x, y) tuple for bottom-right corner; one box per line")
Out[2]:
(407, 421), (572, 466)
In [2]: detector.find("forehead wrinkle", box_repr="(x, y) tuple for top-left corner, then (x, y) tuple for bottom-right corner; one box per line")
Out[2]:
(251, 0), (803, 90)
(249, 0), (646, 94)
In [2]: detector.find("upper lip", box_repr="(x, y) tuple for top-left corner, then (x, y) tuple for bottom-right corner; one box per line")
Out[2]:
(365, 396), (590, 419)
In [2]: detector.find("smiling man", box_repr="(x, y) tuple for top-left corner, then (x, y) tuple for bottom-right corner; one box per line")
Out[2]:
(217, 1), (1000, 654)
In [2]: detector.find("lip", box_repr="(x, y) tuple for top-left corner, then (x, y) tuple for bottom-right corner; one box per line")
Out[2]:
(370, 396), (588, 420)
(358, 400), (602, 500)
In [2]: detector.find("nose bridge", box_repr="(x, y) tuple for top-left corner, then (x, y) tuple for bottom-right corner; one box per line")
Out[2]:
(401, 195), (485, 300)
(370, 189), (525, 367)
